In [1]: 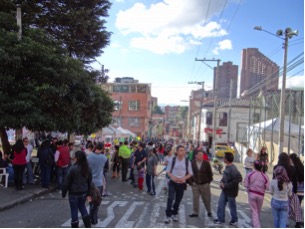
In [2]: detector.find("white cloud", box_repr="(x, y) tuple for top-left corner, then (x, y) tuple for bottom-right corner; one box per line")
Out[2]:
(285, 75), (304, 89)
(115, 0), (228, 54)
(213, 39), (232, 55)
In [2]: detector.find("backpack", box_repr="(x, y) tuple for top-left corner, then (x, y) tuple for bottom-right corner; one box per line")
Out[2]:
(170, 157), (192, 188)
(45, 149), (55, 166)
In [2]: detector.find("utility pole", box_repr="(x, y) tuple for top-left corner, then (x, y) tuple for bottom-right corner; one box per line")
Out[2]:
(195, 58), (221, 154)
(188, 81), (205, 144)
(227, 79), (233, 143)
(254, 26), (298, 153)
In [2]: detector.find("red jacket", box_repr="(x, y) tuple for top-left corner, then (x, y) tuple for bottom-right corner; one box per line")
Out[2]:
(12, 148), (27, 165)
(57, 146), (70, 167)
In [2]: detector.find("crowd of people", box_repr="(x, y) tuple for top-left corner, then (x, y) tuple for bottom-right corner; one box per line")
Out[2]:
(0, 137), (304, 228)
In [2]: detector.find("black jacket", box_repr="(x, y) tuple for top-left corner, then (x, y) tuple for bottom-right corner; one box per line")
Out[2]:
(62, 165), (92, 198)
(221, 164), (242, 197)
(190, 160), (213, 185)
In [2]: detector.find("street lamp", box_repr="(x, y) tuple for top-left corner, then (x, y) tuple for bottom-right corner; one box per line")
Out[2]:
(254, 26), (298, 153)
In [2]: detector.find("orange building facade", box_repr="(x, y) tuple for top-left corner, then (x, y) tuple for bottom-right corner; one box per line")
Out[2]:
(101, 78), (152, 138)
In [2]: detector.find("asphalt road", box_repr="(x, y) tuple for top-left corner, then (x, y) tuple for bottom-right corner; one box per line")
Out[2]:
(0, 164), (281, 228)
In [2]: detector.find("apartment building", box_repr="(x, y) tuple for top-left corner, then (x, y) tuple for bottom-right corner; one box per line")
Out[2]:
(240, 48), (279, 97)
(214, 61), (238, 99)
(101, 77), (152, 138)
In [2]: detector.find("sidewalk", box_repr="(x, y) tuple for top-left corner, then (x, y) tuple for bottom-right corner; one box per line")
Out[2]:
(0, 183), (57, 212)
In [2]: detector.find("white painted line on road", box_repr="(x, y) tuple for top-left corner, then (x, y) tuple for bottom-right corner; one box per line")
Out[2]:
(61, 200), (112, 227)
(115, 201), (145, 228)
(178, 204), (187, 228)
(98, 201), (128, 227)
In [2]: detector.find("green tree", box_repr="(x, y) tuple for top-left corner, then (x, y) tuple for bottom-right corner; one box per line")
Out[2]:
(22, 0), (112, 63)
(0, 6), (113, 154)
(153, 105), (164, 115)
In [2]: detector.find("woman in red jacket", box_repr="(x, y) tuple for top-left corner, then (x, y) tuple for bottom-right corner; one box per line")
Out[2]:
(11, 139), (27, 190)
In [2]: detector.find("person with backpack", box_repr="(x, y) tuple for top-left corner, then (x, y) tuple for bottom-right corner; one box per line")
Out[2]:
(244, 160), (269, 227)
(165, 145), (193, 224)
(213, 152), (242, 226)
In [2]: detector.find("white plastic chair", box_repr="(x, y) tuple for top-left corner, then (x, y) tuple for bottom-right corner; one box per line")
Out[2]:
(0, 168), (9, 188)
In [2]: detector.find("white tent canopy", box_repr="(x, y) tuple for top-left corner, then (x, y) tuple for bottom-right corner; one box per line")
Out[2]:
(248, 118), (304, 158)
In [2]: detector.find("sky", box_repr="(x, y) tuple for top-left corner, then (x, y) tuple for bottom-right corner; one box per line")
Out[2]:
(95, 0), (304, 106)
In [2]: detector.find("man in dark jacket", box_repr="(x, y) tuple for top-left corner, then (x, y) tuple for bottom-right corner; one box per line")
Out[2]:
(189, 150), (213, 218)
(213, 152), (242, 226)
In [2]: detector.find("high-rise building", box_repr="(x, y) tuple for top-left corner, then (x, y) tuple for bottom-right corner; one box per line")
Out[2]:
(240, 48), (279, 97)
(213, 61), (238, 99)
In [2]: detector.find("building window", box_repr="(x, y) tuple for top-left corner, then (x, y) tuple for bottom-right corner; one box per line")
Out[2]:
(128, 101), (140, 111)
(112, 117), (121, 126)
(113, 85), (129, 93)
(219, 112), (227, 126)
(113, 100), (122, 111)
(128, 117), (140, 127)
(206, 112), (213, 125)
(137, 85), (147, 93)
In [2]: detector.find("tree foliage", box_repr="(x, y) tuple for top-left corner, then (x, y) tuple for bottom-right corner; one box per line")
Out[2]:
(153, 105), (164, 115)
(22, 0), (112, 63)
(0, 2), (114, 153)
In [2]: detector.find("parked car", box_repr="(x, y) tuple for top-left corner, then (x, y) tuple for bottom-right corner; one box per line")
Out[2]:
(215, 145), (235, 157)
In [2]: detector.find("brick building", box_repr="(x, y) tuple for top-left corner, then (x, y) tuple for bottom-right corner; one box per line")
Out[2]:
(101, 77), (152, 138)
(214, 61), (238, 99)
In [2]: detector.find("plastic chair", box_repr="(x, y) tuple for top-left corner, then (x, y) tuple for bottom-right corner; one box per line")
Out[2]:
(0, 168), (9, 188)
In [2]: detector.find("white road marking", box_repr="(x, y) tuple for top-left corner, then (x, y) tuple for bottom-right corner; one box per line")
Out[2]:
(98, 201), (128, 227)
(115, 201), (145, 228)
(61, 201), (110, 227)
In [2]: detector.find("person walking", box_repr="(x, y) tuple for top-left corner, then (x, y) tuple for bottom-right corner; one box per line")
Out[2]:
(55, 140), (70, 192)
(289, 153), (304, 205)
(165, 145), (193, 224)
(189, 150), (213, 218)
(213, 152), (242, 226)
(119, 141), (131, 182)
(157, 144), (165, 164)
(270, 165), (292, 228)
(189, 150), (213, 217)
(11, 139), (27, 190)
(146, 147), (158, 195)
(37, 140), (54, 189)
(273, 152), (302, 227)
(111, 145), (120, 179)
(62, 151), (92, 228)
(87, 142), (107, 225)
(134, 142), (147, 191)
(257, 146), (268, 173)
(244, 160), (269, 227)
(22, 137), (35, 185)
(244, 148), (255, 175)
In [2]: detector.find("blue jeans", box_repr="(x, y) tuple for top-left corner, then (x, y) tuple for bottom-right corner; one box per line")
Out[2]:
(146, 174), (155, 194)
(23, 161), (35, 184)
(217, 191), (238, 223)
(90, 186), (103, 224)
(166, 180), (185, 217)
(57, 166), (68, 190)
(271, 198), (288, 228)
(40, 165), (51, 188)
(69, 193), (88, 223)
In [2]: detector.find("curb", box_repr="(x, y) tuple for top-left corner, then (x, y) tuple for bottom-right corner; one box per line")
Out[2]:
(0, 186), (57, 212)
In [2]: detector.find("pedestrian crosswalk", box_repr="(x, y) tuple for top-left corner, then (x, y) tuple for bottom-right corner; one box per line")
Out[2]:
(61, 176), (253, 228)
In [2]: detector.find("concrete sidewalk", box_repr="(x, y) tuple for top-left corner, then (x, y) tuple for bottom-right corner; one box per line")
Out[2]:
(0, 183), (57, 212)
